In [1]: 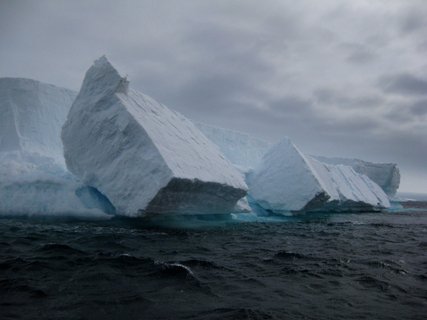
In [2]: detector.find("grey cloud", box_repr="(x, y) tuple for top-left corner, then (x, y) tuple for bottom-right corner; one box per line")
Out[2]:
(314, 88), (383, 109)
(347, 50), (376, 64)
(409, 99), (427, 116)
(400, 9), (427, 35)
(167, 73), (260, 113)
(380, 73), (427, 96)
(269, 95), (312, 115)
(340, 43), (377, 64)
(384, 99), (427, 123)
(385, 109), (414, 123)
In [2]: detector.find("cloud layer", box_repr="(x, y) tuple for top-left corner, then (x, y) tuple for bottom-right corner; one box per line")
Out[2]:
(1, 0), (426, 192)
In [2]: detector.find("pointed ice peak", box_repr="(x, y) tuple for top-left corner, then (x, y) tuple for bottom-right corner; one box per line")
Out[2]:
(275, 136), (292, 147)
(78, 56), (129, 97)
(91, 55), (120, 76)
(94, 55), (109, 66)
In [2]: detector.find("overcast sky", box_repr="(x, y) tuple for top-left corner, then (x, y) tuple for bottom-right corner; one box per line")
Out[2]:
(1, 0), (426, 193)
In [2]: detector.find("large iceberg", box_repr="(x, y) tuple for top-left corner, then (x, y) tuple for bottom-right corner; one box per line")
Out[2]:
(62, 57), (247, 217)
(0, 78), (112, 217)
(196, 122), (400, 198)
(247, 138), (390, 214)
(195, 122), (272, 172)
(313, 156), (400, 196)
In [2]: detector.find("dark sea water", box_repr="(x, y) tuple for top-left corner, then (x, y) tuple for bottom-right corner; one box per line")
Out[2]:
(1, 202), (427, 320)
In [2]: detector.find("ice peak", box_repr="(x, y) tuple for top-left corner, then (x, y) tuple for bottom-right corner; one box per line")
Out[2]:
(79, 56), (129, 97)
(276, 137), (292, 147)
(94, 55), (110, 66)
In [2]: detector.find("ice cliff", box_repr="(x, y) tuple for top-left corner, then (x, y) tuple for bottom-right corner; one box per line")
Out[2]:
(62, 57), (247, 217)
(0, 78), (112, 217)
(0, 78), (76, 163)
(247, 138), (390, 214)
(195, 122), (272, 172)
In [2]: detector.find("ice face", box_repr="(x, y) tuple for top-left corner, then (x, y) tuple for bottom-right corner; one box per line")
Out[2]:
(195, 122), (272, 172)
(306, 157), (390, 211)
(313, 156), (400, 196)
(0, 78), (76, 165)
(247, 138), (390, 214)
(62, 56), (247, 217)
(0, 152), (113, 217)
(0, 78), (113, 218)
(247, 138), (323, 213)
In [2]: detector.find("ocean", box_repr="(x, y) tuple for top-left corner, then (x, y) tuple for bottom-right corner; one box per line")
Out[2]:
(1, 200), (426, 320)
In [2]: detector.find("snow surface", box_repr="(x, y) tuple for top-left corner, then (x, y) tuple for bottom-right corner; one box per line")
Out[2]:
(313, 156), (400, 196)
(195, 122), (272, 172)
(247, 138), (390, 213)
(0, 78), (76, 165)
(0, 78), (111, 217)
(62, 56), (247, 217)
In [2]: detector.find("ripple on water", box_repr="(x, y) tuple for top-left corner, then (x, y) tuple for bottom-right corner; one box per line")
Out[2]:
(0, 206), (426, 320)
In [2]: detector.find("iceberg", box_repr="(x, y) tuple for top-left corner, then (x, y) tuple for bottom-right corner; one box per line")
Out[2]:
(0, 78), (112, 217)
(62, 57), (247, 217)
(196, 122), (400, 198)
(313, 156), (400, 196)
(247, 138), (390, 214)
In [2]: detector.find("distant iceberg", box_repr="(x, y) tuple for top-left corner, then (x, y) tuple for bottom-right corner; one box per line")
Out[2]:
(313, 156), (400, 196)
(62, 57), (247, 217)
